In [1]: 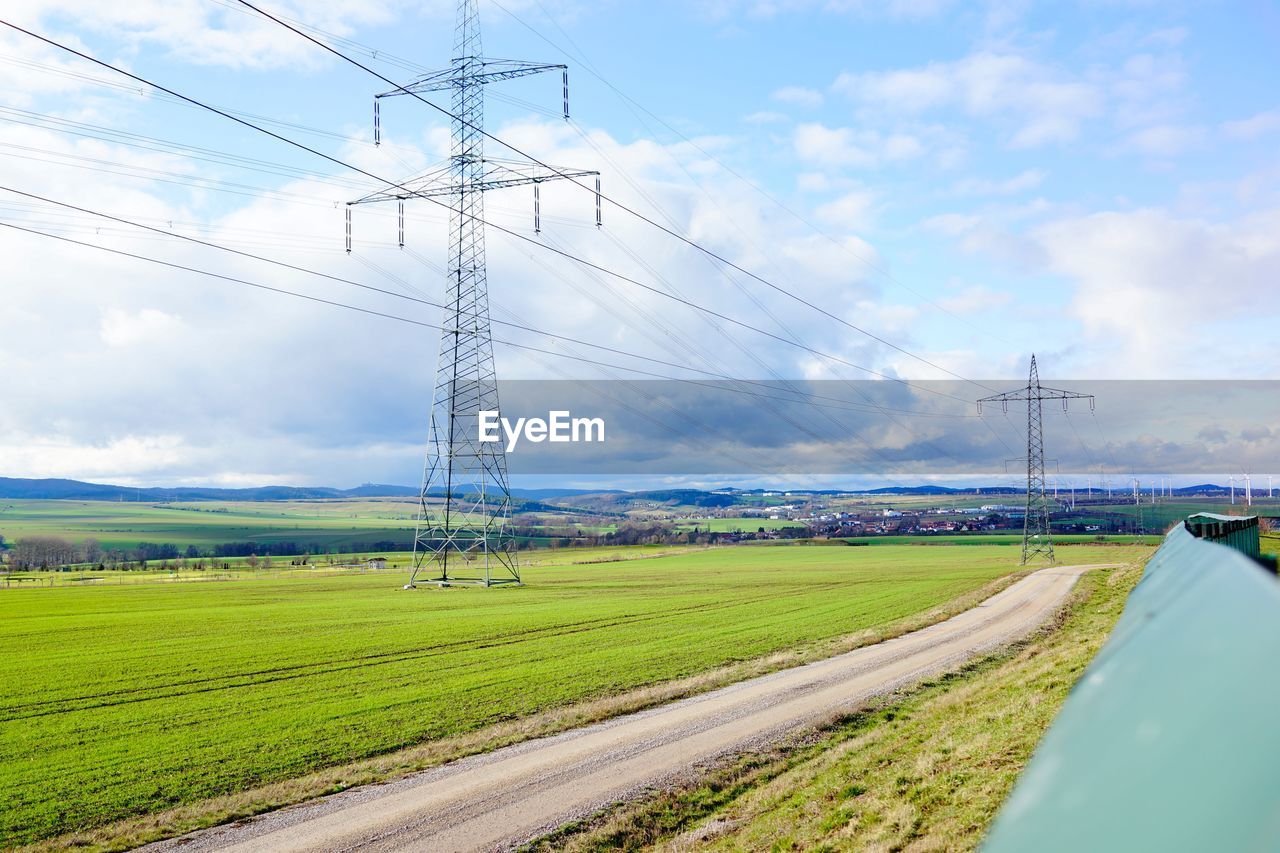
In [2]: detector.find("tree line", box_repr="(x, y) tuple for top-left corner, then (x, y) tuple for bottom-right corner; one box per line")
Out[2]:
(0, 534), (408, 571)
(0, 524), (807, 572)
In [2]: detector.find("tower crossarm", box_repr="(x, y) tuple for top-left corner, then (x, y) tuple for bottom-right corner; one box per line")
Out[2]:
(348, 161), (599, 205)
(474, 160), (599, 191)
(376, 59), (567, 97)
(1036, 386), (1094, 401)
(977, 387), (1093, 412)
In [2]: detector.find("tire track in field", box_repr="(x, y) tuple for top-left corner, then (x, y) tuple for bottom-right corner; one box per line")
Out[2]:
(1, 581), (859, 721)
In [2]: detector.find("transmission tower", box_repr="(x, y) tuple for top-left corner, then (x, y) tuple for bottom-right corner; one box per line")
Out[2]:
(978, 355), (1094, 565)
(348, 0), (600, 587)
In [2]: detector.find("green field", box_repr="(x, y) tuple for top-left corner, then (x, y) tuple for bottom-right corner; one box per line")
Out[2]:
(0, 544), (707, 587)
(830, 533), (1162, 546)
(1081, 498), (1280, 531)
(0, 498), (423, 551)
(0, 543), (1113, 848)
(0, 499), (625, 554)
(676, 517), (806, 532)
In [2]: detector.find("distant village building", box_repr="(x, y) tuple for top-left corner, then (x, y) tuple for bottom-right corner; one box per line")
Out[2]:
(367, 557), (388, 570)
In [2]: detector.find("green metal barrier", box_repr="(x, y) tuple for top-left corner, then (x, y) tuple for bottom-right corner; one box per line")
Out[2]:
(1185, 511), (1262, 559)
(983, 523), (1280, 852)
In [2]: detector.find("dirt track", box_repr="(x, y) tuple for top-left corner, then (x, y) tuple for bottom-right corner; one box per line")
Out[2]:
(147, 563), (1103, 853)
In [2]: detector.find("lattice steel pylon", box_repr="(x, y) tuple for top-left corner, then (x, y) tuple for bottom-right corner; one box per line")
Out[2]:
(349, 0), (599, 587)
(978, 355), (1094, 565)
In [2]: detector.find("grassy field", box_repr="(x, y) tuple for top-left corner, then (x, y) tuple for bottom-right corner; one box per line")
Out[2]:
(676, 517), (806, 532)
(0, 499), (642, 553)
(0, 498), (423, 550)
(830, 533), (1161, 546)
(0, 542), (1100, 848)
(533, 558), (1147, 852)
(0, 545), (704, 587)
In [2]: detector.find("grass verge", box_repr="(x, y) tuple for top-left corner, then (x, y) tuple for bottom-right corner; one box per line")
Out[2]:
(524, 560), (1143, 852)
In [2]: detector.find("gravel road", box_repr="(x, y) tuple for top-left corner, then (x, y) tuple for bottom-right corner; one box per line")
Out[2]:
(147, 563), (1103, 853)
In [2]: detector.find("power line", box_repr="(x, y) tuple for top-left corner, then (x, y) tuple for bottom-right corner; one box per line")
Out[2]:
(0, 49), (423, 159)
(2, 87), (965, 449)
(0, 217), (814, 393)
(495, 0), (1015, 349)
(2, 220), (852, 486)
(230, 0), (998, 391)
(0, 195), (969, 422)
(505, 231), (946, 482)
(0, 18), (978, 407)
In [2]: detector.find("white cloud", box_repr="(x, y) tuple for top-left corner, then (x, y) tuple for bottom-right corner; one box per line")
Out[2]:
(0, 27), (105, 109)
(881, 0), (956, 19)
(0, 433), (189, 481)
(99, 308), (184, 347)
(796, 171), (831, 192)
(9, 0), (399, 71)
(698, 0), (958, 21)
(832, 65), (951, 112)
(1122, 123), (1205, 157)
(935, 284), (1012, 315)
(1111, 53), (1188, 126)
(771, 85), (824, 108)
(814, 188), (877, 229)
(1033, 208), (1280, 375)
(920, 212), (978, 236)
(0, 105), (918, 485)
(1009, 115), (1080, 149)
(948, 169), (1045, 197)
(794, 122), (925, 168)
(1222, 111), (1280, 142)
(833, 51), (1104, 148)
(744, 110), (790, 124)
(1140, 27), (1188, 49)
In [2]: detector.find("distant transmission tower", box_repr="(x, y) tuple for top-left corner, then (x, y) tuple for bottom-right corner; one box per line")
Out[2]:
(978, 355), (1094, 565)
(348, 0), (600, 587)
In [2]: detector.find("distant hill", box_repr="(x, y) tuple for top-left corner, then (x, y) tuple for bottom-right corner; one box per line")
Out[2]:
(0, 477), (1232, 503)
(608, 489), (740, 508)
(342, 483), (419, 497)
(1172, 484), (1230, 496)
(0, 477), (613, 502)
(0, 477), (379, 502)
(510, 487), (626, 499)
(860, 485), (1005, 495)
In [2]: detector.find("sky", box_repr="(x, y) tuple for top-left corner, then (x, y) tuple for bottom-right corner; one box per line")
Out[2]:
(1, 0), (1278, 489)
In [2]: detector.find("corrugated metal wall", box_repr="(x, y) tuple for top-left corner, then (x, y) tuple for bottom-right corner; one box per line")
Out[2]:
(982, 523), (1280, 852)
(1185, 512), (1262, 559)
